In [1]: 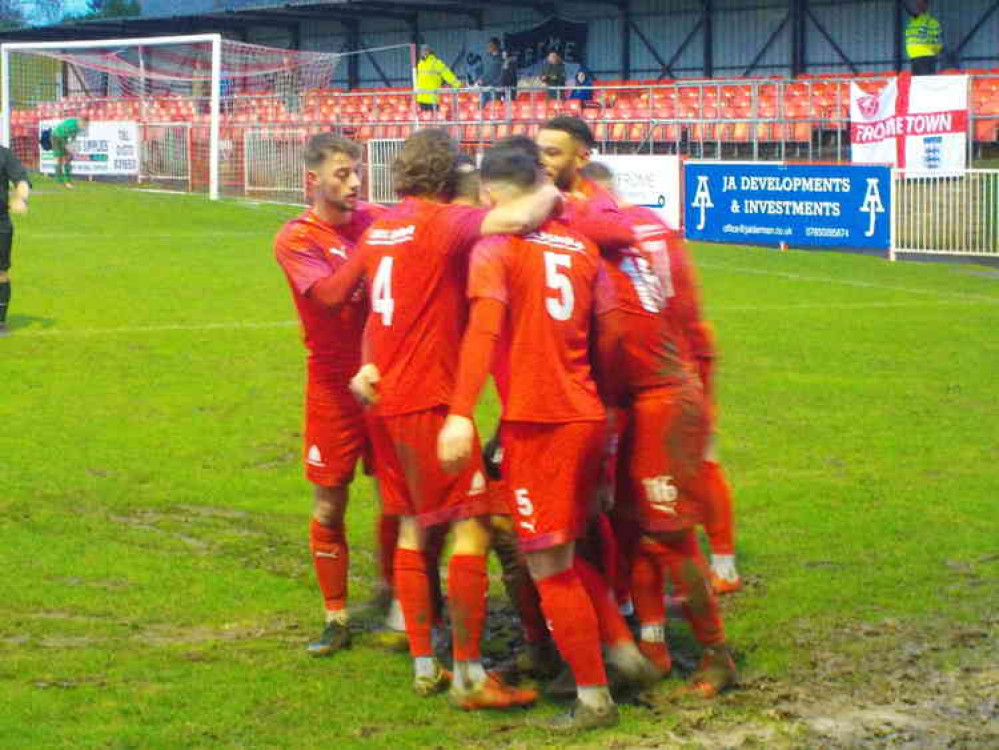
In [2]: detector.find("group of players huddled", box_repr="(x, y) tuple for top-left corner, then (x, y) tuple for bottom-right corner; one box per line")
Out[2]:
(274, 117), (742, 731)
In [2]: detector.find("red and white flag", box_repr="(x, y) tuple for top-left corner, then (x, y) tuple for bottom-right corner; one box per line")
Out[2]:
(851, 73), (968, 172)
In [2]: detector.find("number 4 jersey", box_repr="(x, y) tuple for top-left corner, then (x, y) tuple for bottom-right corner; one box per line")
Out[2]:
(467, 218), (605, 424)
(356, 196), (487, 417)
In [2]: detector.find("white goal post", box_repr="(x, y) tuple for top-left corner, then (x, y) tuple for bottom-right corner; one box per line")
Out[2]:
(2, 34), (224, 199)
(1, 34), (386, 202)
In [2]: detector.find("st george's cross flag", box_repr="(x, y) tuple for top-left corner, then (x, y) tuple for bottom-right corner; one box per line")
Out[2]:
(851, 73), (969, 172)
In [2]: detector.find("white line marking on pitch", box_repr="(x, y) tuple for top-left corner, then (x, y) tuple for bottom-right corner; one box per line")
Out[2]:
(13, 320), (298, 338)
(714, 299), (989, 312)
(699, 262), (999, 305)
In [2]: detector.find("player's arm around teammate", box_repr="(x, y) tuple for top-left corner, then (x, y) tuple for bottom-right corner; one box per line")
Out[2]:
(0, 146), (31, 336)
(307, 181), (561, 312)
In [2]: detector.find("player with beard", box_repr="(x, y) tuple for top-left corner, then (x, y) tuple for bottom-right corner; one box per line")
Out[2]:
(535, 118), (737, 698)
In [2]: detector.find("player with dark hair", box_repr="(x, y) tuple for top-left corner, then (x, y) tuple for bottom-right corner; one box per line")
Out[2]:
(274, 134), (390, 656)
(439, 136), (660, 731)
(0, 144), (30, 336)
(323, 128), (558, 707)
(581, 161), (742, 595)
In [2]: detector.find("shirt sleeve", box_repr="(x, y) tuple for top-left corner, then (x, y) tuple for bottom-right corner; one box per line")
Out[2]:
(4, 149), (28, 186)
(437, 204), (488, 257)
(273, 228), (334, 297)
(449, 297), (506, 419)
(668, 235), (715, 361)
(593, 258), (618, 316)
(440, 61), (461, 88)
(568, 198), (636, 253)
(467, 236), (509, 304)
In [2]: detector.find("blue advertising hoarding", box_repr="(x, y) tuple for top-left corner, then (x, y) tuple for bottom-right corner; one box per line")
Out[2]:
(684, 162), (891, 250)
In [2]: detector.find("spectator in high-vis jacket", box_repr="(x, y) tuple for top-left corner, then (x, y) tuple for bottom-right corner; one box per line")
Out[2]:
(416, 44), (460, 111)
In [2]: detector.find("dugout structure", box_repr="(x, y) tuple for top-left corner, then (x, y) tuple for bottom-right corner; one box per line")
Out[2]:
(0, 34), (412, 201)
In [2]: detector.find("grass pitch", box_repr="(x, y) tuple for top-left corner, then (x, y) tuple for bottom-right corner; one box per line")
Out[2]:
(2, 180), (997, 749)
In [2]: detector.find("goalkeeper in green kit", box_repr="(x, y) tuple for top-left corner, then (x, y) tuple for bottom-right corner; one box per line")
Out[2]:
(49, 115), (88, 188)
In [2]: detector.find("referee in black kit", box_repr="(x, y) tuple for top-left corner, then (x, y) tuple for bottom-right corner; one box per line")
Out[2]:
(0, 144), (30, 336)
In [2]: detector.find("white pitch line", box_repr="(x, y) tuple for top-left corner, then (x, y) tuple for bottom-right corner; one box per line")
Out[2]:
(699, 262), (999, 305)
(23, 231), (268, 239)
(9, 298), (994, 340)
(714, 299), (991, 312)
(12, 320), (298, 338)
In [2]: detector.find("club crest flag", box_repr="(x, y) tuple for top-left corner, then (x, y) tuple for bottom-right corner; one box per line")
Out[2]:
(851, 73), (968, 172)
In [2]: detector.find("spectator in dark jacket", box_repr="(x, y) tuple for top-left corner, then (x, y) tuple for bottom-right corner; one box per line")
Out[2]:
(478, 37), (504, 106)
(541, 51), (566, 99)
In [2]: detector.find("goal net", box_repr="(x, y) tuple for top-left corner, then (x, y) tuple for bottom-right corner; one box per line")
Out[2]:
(1, 34), (410, 201)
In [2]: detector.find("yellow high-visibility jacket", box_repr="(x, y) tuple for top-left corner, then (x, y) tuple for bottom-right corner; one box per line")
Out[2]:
(906, 12), (942, 60)
(416, 54), (460, 105)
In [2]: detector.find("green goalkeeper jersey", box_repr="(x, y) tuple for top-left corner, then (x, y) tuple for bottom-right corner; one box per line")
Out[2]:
(53, 118), (82, 140)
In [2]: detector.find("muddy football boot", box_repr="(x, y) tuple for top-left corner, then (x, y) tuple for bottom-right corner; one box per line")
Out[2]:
(547, 699), (619, 732)
(413, 660), (452, 697)
(682, 644), (737, 698)
(710, 570), (743, 595)
(306, 620), (351, 657)
(450, 672), (538, 710)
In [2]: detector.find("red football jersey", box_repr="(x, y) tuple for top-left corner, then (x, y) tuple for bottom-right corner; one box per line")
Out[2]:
(619, 204), (715, 364)
(590, 204), (690, 395)
(274, 202), (385, 384)
(468, 218), (605, 423)
(357, 197), (486, 416)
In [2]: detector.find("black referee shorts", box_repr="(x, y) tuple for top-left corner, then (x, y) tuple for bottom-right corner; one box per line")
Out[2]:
(0, 226), (13, 272)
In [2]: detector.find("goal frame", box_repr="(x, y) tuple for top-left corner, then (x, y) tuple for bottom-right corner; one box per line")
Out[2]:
(1, 33), (223, 200)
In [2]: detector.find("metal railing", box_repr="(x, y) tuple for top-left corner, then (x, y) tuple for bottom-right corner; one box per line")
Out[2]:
(891, 168), (999, 259)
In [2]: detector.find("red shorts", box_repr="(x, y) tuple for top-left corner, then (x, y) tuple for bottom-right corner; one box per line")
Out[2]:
(616, 382), (710, 533)
(367, 406), (491, 528)
(501, 420), (605, 552)
(304, 379), (369, 487)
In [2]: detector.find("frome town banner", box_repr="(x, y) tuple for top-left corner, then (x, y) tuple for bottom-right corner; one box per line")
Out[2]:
(850, 73), (968, 172)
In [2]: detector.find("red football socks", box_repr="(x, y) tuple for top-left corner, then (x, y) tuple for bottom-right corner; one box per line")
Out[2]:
(701, 461), (736, 557)
(660, 530), (725, 646)
(630, 538), (667, 629)
(377, 514), (399, 588)
(310, 519), (349, 613)
(447, 554), (488, 661)
(394, 547), (434, 658)
(574, 556), (635, 647)
(536, 568), (608, 687)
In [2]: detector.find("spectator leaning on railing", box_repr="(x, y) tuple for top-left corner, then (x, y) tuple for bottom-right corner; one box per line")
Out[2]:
(906, 0), (942, 76)
(416, 44), (460, 111)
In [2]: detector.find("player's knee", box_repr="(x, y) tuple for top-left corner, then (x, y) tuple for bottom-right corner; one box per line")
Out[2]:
(525, 542), (574, 580)
(312, 484), (348, 526)
(451, 515), (490, 555)
(396, 515), (424, 551)
(0, 271), (8, 283)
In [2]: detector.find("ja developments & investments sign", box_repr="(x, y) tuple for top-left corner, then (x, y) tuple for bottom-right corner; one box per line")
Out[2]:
(684, 162), (891, 250)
